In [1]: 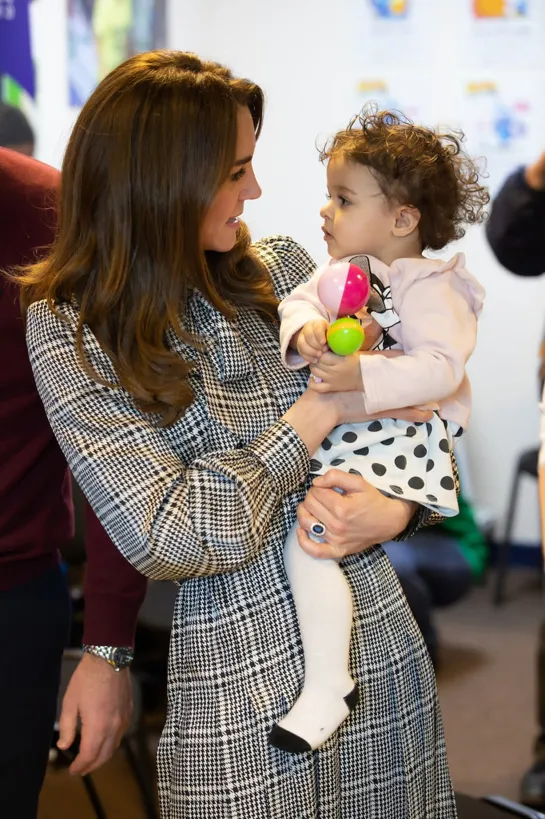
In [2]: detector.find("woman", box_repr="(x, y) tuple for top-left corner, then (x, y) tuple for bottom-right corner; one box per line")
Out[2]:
(21, 52), (456, 818)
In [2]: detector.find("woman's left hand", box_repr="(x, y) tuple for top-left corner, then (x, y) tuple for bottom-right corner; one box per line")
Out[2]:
(296, 469), (416, 559)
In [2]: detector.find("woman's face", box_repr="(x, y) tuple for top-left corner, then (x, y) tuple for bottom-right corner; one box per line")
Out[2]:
(201, 106), (262, 252)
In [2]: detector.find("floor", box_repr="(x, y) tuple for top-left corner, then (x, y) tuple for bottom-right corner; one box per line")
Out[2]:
(436, 568), (543, 801)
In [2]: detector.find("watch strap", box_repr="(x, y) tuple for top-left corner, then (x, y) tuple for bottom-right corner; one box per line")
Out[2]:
(82, 645), (134, 672)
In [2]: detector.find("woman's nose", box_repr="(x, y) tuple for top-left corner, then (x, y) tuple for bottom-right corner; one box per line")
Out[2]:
(243, 171), (262, 202)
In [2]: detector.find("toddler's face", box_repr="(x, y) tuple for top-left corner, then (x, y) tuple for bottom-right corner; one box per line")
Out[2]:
(320, 157), (397, 261)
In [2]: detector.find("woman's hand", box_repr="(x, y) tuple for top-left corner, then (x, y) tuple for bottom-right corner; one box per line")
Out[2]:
(296, 469), (416, 559)
(328, 389), (432, 426)
(282, 387), (432, 459)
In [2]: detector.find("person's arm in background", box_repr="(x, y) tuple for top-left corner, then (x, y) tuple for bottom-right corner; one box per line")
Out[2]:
(486, 151), (545, 276)
(58, 503), (147, 775)
(0, 148), (148, 777)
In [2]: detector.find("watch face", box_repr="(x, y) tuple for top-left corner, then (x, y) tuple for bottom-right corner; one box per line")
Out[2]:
(111, 648), (131, 668)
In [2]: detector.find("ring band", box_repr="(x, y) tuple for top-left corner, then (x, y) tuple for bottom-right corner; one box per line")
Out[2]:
(311, 522), (326, 537)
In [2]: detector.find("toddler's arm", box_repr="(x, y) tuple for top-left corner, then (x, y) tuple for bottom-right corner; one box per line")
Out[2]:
(359, 267), (481, 414)
(279, 270), (330, 369)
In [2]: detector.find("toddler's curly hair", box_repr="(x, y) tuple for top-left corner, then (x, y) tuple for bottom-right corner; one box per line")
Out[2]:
(320, 108), (489, 251)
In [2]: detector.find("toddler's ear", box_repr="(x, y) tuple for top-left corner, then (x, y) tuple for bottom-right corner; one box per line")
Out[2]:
(393, 206), (420, 237)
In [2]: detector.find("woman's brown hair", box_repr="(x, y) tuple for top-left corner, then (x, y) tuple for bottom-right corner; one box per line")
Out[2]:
(18, 51), (275, 426)
(320, 108), (490, 250)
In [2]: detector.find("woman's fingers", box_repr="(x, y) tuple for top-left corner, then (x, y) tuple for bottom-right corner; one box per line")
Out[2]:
(312, 469), (367, 494)
(300, 470), (418, 558)
(296, 526), (346, 559)
(296, 503), (323, 534)
(298, 489), (348, 539)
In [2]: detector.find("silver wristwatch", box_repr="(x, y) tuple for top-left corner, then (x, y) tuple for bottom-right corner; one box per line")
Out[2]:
(82, 645), (134, 672)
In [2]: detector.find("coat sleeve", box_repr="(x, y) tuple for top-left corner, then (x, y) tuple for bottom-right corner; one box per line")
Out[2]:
(359, 268), (479, 413)
(486, 167), (545, 277)
(26, 302), (309, 582)
(82, 500), (148, 646)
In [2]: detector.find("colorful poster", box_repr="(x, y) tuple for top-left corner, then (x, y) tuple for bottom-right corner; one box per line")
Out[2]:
(354, 75), (437, 128)
(353, 0), (438, 67)
(458, 0), (545, 69)
(0, 0), (35, 98)
(68, 0), (166, 107)
(473, 0), (528, 17)
(369, 0), (409, 18)
(450, 74), (545, 194)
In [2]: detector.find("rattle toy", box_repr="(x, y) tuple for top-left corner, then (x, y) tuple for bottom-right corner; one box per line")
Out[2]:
(316, 262), (370, 356)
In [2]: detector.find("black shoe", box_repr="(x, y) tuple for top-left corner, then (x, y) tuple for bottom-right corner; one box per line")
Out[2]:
(520, 760), (545, 808)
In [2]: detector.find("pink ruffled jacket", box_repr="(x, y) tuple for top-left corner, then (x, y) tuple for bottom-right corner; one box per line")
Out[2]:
(279, 253), (485, 430)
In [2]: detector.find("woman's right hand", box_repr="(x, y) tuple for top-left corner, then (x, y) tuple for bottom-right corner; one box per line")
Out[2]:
(328, 390), (433, 427)
(282, 386), (432, 458)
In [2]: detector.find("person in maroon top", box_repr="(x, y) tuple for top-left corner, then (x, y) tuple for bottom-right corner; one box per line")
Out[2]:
(0, 144), (147, 818)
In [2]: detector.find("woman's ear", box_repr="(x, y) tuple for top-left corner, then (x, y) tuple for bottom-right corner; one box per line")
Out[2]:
(392, 205), (421, 238)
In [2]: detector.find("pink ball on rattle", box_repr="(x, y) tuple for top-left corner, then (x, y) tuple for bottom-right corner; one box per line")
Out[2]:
(317, 262), (370, 320)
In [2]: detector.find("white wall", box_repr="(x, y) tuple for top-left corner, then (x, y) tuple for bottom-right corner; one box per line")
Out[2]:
(30, 0), (545, 544)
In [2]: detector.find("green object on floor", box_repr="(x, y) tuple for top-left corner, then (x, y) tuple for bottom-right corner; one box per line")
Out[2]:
(438, 492), (488, 580)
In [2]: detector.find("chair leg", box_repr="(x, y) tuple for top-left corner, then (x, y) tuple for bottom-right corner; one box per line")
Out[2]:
(122, 734), (159, 819)
(494, 468), (522, 605)
(81, 774), (108, 819)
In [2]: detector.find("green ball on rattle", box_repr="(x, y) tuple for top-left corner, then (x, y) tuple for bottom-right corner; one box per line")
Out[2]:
(327, 317), (365, 356)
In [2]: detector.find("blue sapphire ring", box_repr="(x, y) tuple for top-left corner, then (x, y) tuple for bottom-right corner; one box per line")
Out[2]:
(310, 522), (327, 537)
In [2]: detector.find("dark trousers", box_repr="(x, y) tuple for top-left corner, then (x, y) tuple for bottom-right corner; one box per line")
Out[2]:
(535, 619), (545, 761)
(0, 564), (71, 819)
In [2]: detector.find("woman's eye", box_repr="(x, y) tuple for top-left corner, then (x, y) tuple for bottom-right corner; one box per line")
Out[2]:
(231, 168), (246, 182)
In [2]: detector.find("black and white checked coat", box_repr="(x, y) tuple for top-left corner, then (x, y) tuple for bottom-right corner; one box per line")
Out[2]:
(26, 236), (457, 819)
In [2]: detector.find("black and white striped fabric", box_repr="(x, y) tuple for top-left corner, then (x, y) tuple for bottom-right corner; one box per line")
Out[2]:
(26, 236), (456, 819)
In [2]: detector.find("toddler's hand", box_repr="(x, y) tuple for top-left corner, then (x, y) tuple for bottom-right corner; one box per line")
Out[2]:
(295, 319), (329, 364)
(309, 351), (363, 392)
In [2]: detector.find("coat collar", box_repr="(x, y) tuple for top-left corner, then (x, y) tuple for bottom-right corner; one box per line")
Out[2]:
(185, 290), (254, 384)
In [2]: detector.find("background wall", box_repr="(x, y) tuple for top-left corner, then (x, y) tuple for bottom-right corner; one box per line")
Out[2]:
(28, 0), (545, 545)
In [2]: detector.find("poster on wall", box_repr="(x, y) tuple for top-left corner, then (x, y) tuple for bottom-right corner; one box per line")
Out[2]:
(355, 0), (439, 68)
(451, 74), (545, 194)
(0, 0), (35, 102)
(354, 75), (437, 127)
(68, 0), (166, 107)
(457, 0), (545, 69)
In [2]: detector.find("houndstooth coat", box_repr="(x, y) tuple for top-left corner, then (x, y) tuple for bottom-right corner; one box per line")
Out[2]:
(26, 236), (457, 819)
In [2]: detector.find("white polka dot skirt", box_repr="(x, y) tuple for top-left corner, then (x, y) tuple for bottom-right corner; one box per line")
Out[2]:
(310, 416), (459, 517)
